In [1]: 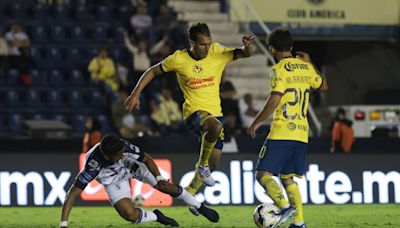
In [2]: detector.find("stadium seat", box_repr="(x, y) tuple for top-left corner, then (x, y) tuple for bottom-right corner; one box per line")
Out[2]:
(5, 90), (22, 107)
(26, 89), (43, 108)
(47, 90), (64, 108)
(118, 6), (133, 23)
(32, 4), (48, 22)
(69, 69), (86, 86)
(5, 69), (20, 85)
(45, 48), (64, 67)
(8, 114), (22, 134)
(48, 69), (65, 86)
(70, 26), (86, 43)
(92, 26), (108, 42)
(32, 25), (49, 43)
(29, 69), (47, 86)
(95, 114), (111, 133)
(52, 113), (68, 123)
(52, 4), (70, 22)
(114, 27), (125, 43)
(68, 90), (84, 107)
(95, 5), (110, 22)
(74, 5), (91, 23)
(89, 91), (103, 108)
(51, 25), (67, 43)
(26, 47), (44, 66)
(66, 48), (85, 68)
(9, 3), (27, 19)
(72, 114), (86, 134)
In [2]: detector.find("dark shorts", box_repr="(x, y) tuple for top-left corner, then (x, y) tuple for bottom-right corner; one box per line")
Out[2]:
(256, 139), (307, 178)
(184, 111), (224, 150)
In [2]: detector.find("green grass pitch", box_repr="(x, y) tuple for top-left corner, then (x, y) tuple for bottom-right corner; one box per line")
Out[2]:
(0, 204), (399, 227)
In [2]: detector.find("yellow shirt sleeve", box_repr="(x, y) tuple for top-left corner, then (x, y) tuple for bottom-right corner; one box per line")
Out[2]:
(308, 63), (323, 90)
(213, 43), (234, 63)
(270, 68), (285, 95)
(161, 51), (179, 72)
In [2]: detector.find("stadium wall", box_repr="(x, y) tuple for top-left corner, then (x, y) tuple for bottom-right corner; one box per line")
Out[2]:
(0, 152), (399, 206)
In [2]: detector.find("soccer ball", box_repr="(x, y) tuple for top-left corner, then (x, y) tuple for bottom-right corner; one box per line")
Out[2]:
(132, 195), (145, 207)
(253, 203), (281, 228)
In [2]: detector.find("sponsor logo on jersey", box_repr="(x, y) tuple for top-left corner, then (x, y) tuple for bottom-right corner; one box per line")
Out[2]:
(287, 122), (297, 131)
(192, 65), (203, 75)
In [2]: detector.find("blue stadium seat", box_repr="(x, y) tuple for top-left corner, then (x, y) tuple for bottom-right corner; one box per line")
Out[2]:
(52, 4), (70, 22)
(95, 5), (110, 22)
(10, 4), (27, 19)
(114, 27), (125, 43)
(31, 113), (46, 120)
(92, 26), (108, 42)
(95, 114), (111, 133)
(118, 6), (133, 22)
(5, 90), (22, 107)
(47, 90), (64, 108)
(48, 69), (65, 86)
(45, 48), (64, 67)
(67, 48), (85, 68)
(70, 26), (86, 42)
(5, 69), (20, 85)
(72, 114), (86, 134)
(32, 4), (48, 21)
(69, 69), (86, 86)
(52, 113), (68, 123)
(26, 89), (43, 108)
(74, 5), (91, 23)
(89, 91), (103, 108)
(68, 90), (84, 107)
(8, 114), (22, 134)
(51, 25), (67, 43)
(32, 25), (49, 43)
(111, 47), (129, 65)
(26, 47), (44, 66)
(29, 69), (47, 86)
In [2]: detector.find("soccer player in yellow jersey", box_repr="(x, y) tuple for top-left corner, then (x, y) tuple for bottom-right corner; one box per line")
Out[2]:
(247, 29), (328, 228)
(124, 22), (253, 200)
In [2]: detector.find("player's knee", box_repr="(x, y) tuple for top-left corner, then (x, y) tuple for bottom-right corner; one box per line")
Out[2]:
(208, 123), (223, 140)
(280, 177), (295, 187)
(255, 171), (272, 183)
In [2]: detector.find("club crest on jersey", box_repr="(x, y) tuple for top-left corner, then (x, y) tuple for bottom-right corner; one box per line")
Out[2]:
(88, 159), (99, 170)
(287, 122), (297, 131)
(192, 65), (203, 75)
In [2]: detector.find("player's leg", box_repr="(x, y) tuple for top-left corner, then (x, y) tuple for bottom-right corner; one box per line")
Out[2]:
(196, 114), (223, 186)
(139, 166), (219, 223)
(280, 141), (308, 227)
(106, 180), (178, 226)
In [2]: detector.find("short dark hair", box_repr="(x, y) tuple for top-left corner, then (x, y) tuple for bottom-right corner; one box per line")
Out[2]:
(188, 23), (210, 42)
(268, 28), (293, 52)
(100, 135), (123, 156)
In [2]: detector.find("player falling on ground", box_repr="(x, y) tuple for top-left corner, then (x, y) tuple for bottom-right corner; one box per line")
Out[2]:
(124, 23), (254, 212)
(247, 28), (328, 228)
(59, 135), (219, 228)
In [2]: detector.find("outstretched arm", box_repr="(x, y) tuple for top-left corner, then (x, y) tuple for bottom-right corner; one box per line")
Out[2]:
(60, 186), (83, 228)
(234, 36), (255, 59)
(124, 63), (164, 112)
(247, 94), (281, 138)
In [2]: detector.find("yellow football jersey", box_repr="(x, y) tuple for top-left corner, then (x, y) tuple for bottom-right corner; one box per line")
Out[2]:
(161, 42), (235, 119)
(267, 57), (323, 143)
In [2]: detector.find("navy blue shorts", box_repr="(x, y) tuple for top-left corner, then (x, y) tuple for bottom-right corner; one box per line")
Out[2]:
(184, 111), (224, 150)
(256, 139), (307, 177)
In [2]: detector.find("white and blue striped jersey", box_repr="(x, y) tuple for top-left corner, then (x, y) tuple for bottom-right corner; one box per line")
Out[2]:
(74, 139), (145, 189)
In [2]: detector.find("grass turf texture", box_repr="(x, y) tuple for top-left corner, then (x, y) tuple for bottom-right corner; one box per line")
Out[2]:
(0, 204), (399, 227)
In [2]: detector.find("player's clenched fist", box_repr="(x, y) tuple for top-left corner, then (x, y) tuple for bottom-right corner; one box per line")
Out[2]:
(124, 93), (140, 112)
(242, 36), (255, 47)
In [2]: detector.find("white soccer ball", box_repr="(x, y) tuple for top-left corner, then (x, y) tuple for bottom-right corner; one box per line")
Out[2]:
(132, 195), (145, 207)
(253, 203), (281, 228)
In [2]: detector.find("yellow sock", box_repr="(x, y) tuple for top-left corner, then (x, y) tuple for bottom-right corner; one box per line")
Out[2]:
(285, 183), (304, 224)
(198, 132), (216, 166)
(259, 175), (290, 209)
(185, 171), (204, 195)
